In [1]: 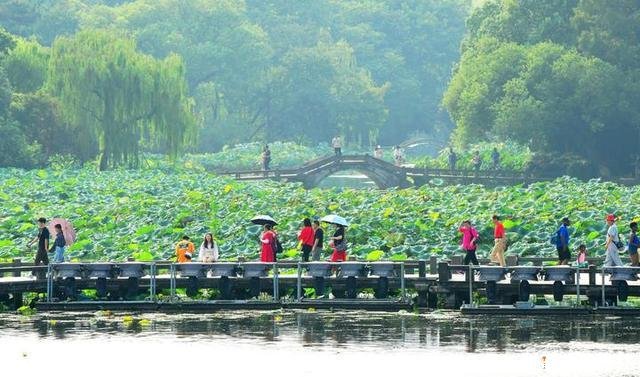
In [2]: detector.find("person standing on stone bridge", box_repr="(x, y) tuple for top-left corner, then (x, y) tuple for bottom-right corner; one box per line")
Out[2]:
(261, 145), (271, 171)
(448, 147), (457, 171)
(332, 135), (342, 157)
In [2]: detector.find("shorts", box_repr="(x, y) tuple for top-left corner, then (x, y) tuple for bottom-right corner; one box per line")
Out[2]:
(557, 246), (570, 261)
(629, 248), (638, 256)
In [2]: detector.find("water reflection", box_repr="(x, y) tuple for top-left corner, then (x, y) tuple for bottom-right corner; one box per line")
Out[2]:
(2, 312), (640, 353)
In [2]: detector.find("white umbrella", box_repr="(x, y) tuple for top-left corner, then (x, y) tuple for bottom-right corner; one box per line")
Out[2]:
(250, 215), (278, 226)
(320, 214), (349, 227)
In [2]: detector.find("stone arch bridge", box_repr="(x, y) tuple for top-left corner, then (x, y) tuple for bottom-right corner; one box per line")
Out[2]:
(214, 155), (542, 189)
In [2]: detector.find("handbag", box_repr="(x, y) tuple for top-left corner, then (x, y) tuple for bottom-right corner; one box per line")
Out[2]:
(613, 239), (625, 251)
(335, 236), (347, 252)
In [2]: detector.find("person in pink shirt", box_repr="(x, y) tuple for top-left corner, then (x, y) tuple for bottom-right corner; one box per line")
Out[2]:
(459, 220), (480, 265)
(576, 244), (587, 266)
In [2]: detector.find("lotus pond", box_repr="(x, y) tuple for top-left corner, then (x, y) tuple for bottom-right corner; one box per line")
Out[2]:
(1, 166), (639, 262)
(1, 310), (639, 377)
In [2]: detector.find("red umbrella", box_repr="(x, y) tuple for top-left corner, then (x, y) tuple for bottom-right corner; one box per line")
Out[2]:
(48, 218), (76, 246)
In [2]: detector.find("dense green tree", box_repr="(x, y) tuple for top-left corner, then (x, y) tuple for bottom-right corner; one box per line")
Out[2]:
(3, 38), (49, 93)
(46, 30), (195, 170)
(445, 1), (640, 175)
(264, 39), (388, 145)
(572, 0), (640, 71)
(10, 92), (73, 158)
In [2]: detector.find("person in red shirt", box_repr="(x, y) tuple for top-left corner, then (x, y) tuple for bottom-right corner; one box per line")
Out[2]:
(459, 220), (479, 265)
(298, 218), (315, 262)
(260, 224), (276, 262)
(490, 215), (506, 266)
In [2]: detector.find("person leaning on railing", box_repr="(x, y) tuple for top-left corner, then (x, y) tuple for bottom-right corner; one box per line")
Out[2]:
(175, 235), (195, 263)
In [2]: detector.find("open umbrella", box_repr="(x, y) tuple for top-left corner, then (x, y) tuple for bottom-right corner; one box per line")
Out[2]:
(48, 218), (76, 246)
(320, 214), (349, 227)
(251, 215), (278, 226)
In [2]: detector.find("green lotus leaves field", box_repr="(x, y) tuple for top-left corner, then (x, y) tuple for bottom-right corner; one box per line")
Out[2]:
(0, 166), (638, 262)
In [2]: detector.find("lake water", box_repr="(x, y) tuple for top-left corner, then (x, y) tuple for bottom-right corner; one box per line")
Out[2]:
(1, 310), (639, 377)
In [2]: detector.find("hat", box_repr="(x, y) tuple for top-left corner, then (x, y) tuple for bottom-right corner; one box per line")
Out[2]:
(606, 214), (616, 222)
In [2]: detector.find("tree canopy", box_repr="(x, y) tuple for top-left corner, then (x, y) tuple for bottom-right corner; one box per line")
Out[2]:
(445, 0), (640, 175)
(1, 0), (469, 152)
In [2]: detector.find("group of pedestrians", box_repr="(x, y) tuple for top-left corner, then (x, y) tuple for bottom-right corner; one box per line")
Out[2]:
(448, 147), (501, 171)
(458, 215), (506, 266)
(29, 212), (639, 269)
(458, 213), (640, 268)
(27, 218), (67, 266)
(258, 219), (346, 263)
(172, 218), (347, 265)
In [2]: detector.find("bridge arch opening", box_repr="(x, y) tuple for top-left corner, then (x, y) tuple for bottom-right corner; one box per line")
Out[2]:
(314, 169), (384, 189)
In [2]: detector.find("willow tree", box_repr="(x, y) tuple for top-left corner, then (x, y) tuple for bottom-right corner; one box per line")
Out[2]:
(46, 30), (195, 170)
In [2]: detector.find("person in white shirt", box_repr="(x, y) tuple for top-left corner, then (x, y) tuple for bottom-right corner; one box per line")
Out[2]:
(374, 145), (383, 159)
(332, 135), (342, 156)
(199, 233), (219, 263)
(604, 214), (624, 267)
(393, 146), (404, 166)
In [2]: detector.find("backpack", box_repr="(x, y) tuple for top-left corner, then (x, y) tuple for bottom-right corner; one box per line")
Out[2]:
(549, 234), (558, 245)
(273, 235), (283, 254)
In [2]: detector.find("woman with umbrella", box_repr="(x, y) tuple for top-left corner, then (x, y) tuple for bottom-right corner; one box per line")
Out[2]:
(47, 218), (75, 263)
(252, 215), (278, 263)
(260, 224), (277, 262)
(321, 215), (349, 262)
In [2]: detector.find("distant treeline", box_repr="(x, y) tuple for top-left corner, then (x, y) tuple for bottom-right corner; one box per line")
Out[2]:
(0, 1), (638, 177)
(0, 0), (469, 164)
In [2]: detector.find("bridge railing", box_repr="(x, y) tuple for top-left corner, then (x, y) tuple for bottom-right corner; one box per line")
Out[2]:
(0, 255), (627, 279)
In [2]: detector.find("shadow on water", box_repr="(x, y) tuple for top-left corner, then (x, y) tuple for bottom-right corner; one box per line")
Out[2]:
(2, 311), (640, 353)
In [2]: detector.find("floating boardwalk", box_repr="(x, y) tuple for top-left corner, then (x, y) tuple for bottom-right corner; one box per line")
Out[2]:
(3, 257), (640, 315)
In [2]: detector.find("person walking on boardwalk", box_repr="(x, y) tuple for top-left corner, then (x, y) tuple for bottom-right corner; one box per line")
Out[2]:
(329, 224), (347, 262)
(448, 147), (457, 171)
(556, 217), (571, 265)
(628, 222), (639, 266)
(260, 224), (276, 262)
(176, 235), (195, 263)
(50, 224), (66, 263)
(332, 135), (342, 157)
(459, 220), (479, 265)
(311, 220), (324, 261)
(575, 244), (588, 267)
(298, 218), (315, 262)
(490, 215), (506, 266)
(28, 217), (50, 269)
(199, 233), (219, 263)
(604, 214), (624, 267)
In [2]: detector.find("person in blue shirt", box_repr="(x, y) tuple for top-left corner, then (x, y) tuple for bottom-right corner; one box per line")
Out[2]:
(628, 222), (639, 266)
(51, 224), (66, 263)
(556, 217), (571, 265)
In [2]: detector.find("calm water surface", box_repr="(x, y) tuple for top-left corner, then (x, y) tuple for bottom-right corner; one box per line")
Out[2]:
(1, 310), (639, 376)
